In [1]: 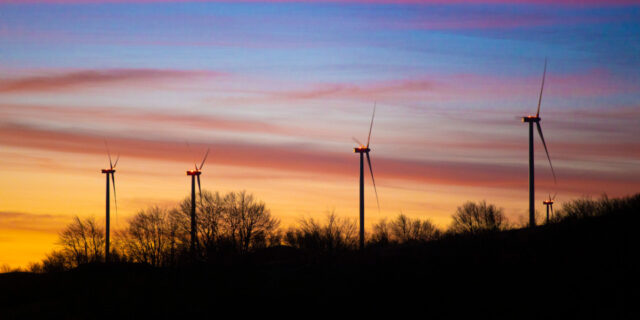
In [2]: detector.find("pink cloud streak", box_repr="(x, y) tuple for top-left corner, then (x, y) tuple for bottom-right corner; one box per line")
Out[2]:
(0, 69), (220, 93)
(0, 104), (302, 137)
(1, 123), (637, 196)
(275, 79), (436, 101)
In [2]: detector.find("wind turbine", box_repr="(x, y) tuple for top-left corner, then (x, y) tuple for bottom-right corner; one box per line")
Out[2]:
(186, 148), (209, 260)
(353, 104), (380, 250)
(522, 58), (557, 227)
(101, 142), (119, 263)
(543, 193), (556, 224)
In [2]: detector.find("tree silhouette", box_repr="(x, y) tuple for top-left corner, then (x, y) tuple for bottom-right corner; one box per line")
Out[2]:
(175, 190), (225, 258)
(120, 206), (180, 267)
(57, 216), (105, 266)
(198, 191), (225, 254)
(223, 190), (280, 253)
(449, 201), (508, 234)
(172, 190), (280, 255)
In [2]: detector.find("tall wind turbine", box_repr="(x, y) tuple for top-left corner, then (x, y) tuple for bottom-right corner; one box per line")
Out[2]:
(543, 193), (556, 224)
(522, 58), (557, 227)
(101, 143), (119, 263)
(353, 104), (380, 250)
(186, 148), (209, 260)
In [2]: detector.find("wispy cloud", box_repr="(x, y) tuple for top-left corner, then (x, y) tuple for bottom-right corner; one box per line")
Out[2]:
(0, 69), (219, 93)
(0, 211), (71, 233)
(1, 123), (637, 195)
(0, 104), (304, 136)
(375, 8), (626, 31)
(274, 79), (437, 101)
(268, 68), (637, 104)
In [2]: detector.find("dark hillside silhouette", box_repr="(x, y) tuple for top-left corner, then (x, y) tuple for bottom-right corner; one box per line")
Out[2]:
(1, 193), (637, 318)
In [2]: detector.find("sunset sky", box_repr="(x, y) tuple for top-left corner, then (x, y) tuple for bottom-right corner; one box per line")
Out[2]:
(1, 0), (639, 268)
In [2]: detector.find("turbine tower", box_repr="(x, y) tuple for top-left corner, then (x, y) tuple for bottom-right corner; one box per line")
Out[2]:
(522, 58), (556, 227)
(543, 193), (556, 224)
(186, 148), (209, 260)
(101, 143), (119, 263)
(353, 104), (380, 251)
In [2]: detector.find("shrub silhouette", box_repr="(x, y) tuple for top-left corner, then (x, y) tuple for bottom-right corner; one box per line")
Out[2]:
(370, 218), (391, 245)
(390, 214), (440, 242)
(449, 201), (508, 234)
(284, 211), (357, 253)
(370, 214), (440, 245)
(554, 193), (640, 222)
(40, 250), (72, 272)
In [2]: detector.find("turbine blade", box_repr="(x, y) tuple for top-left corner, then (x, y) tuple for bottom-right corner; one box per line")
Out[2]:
(104, 139), (113, 169)
(536, 58), (547, 117)
(552, 192), (557, 200)
(366, 102), (376, 148)
(365, 152), (380, 212)
(352, 137), (364, 146)
(199, 148), (210, 170)
(113, 154), (120, 169)
(111, 172), (118, 220)
(536, 122), (557, 184)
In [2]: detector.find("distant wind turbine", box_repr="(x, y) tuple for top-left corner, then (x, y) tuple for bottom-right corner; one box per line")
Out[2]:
(186, 147), (209, 260)
(522, 58), (557, 227)
(353, 104), (380, 250)
(543, 193), (556, 224)
(101, 141), (119, 263)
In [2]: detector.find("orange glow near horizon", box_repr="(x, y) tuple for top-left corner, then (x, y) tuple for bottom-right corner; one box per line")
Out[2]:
(2, 140), (636, 269)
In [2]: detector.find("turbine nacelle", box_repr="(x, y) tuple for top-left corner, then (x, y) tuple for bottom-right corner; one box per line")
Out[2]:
(101, 169), (116, 174)
(354, 146), (370, 153)
(543, 193), (556, 205)
(186, 169), (202, 176)
(522, 115), (541, 123)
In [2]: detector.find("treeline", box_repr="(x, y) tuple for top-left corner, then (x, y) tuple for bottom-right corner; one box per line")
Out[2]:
(20, 192), (640, 273)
